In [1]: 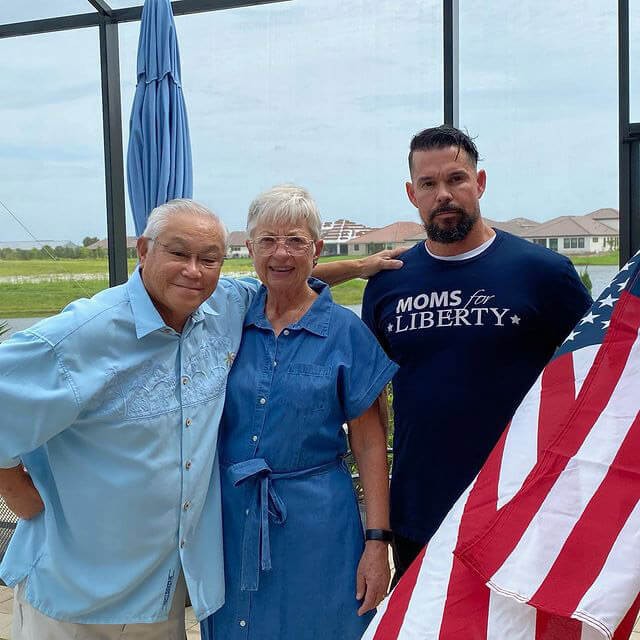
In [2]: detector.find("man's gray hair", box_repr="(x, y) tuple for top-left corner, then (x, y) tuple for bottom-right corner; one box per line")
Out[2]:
(142, 199), (228, 246)
(246, 185), (322, 240)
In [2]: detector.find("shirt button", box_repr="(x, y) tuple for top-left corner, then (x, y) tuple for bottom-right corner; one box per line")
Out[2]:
(183, 500), (191, 511)
(259, 397), (266, 405)
(245, 509), (250, 516)
(239, 620), (246, 627)
(251, 435), (258, 442)
(283, 329), (290, 336)
(182, 376), (189, 385)
(185, 460), (192, 470)
(180, 539), (185, 548)
(185, 418), (192, 427)
(273, 361), (277, 367)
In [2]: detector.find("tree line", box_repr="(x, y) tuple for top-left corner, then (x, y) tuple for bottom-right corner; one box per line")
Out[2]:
(0, 238), (137, 260)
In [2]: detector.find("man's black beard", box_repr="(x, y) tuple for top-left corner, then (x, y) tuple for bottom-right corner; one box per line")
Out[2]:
(424, 209), (479, 244)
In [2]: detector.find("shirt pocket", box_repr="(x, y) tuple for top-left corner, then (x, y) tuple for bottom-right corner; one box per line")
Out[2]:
(286, 363), (332, 413)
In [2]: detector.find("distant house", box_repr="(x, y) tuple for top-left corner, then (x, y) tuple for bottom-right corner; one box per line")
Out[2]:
(226, 231), (249, 258)
(359, 208), (619, 257)
(519, 211), (619, 254)
(484, 217), (541, 236)
(348, 221), (425, 256)
(584, 207), (619, 232)
(87, 237), (138, 250)
(320, 219), (373, 256)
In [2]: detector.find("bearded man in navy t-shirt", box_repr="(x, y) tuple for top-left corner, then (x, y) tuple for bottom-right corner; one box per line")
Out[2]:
(362, 125), (592, 581)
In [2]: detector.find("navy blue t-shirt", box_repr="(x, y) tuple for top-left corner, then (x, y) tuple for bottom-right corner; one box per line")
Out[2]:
(362, 230), (592, 544)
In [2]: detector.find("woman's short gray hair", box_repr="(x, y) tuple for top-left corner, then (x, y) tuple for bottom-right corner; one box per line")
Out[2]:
(142, 199), (228, 246)
(246, 185), (322, 240)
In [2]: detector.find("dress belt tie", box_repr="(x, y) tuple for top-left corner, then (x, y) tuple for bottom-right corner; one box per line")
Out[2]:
(225, 457), (342, 591)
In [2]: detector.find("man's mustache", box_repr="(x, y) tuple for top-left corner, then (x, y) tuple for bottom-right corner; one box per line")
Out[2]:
(429, 205), (465, 220)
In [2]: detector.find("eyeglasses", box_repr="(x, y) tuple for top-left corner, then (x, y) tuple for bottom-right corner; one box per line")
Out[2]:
(251, 235), (314, 256)
(150, 239), (224, 270)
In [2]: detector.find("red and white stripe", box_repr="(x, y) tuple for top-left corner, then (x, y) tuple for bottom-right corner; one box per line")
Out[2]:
(364, 292), (640, 639)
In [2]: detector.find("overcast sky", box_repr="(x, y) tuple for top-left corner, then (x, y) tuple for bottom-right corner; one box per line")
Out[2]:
(0, 1), (638, 243)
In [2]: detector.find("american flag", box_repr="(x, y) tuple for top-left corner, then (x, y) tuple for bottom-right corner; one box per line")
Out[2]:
(363, 254), (640, 640)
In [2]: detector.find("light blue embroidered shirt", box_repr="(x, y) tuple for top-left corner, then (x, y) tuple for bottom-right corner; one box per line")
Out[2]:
(0, 269), (256, 623)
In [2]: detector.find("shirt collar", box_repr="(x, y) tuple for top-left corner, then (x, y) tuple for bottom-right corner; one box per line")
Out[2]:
(127, 267), (217, 339)
(244, 277), (332, 337)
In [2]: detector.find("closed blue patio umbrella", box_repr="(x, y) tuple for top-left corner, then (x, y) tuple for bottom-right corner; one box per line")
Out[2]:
(127, 0), (193, 236)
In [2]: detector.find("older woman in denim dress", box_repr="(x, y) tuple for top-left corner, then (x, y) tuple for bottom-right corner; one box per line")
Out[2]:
(200, 186), (398, 640)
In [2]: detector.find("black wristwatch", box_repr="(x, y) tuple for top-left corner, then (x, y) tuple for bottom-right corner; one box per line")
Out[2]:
(365, 528), (393, 543)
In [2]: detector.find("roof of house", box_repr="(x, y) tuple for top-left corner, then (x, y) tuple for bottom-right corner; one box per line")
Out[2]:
(322, 207), (619, 246)
(520, 216), (617, 238)
(227, 231), (248, 246)
(484, 217), (540, 236)
(321, 219), (373, 242)
(87, 236), (138, 249)
(348, 221), (424, 244)
(585, 207), (619, 221)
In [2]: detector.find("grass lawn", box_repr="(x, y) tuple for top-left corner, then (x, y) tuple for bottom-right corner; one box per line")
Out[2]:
(570, 251), (619, 266)
(0, 250), (618, 318)
(0, 258), (259, 278)
(0, 259), (136, 277)
(0, 280), (110, 317)
(0, 256), (364, 318)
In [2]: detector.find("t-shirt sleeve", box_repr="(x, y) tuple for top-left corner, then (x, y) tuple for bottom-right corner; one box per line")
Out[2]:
(362, 277), (391, 355)
(543, 257), (593, 347)
(361, 279), (377, 335)
(0, 331), (81, 468)
(362, 280), (385, 340)
(337, 313), (399, 421)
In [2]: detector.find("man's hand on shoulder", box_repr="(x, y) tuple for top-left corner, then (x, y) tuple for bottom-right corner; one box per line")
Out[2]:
(313, 247), (405, 286)
(358, 247), (405, 279)
(0, 464), (44, 519)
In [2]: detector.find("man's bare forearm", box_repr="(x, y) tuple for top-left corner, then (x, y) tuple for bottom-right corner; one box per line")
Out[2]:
(0, 464), (44, 519)
(312, 247), (405, 286)
(313, 258), (365, 286)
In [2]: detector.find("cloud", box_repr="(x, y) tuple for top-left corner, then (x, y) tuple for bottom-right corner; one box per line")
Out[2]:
(0, 0), (629, 242)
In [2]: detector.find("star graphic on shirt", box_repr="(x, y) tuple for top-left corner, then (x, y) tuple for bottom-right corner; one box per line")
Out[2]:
(510, 315), (520, 325)
(599, 294), (617, 308)
(580, 311), (599, 325)
(387, 323), (394, 333)
(617, 279), (629, 291)
(225, 351), (236, 367)
(563, 329), (580, 343)
(602, 320), (611, 330)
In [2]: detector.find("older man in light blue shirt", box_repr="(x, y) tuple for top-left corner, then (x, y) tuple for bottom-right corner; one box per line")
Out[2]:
(0, 200), (256, 638)
(0, 198), (403, 639)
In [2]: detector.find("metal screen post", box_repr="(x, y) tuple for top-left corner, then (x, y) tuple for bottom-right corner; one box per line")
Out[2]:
(443, 0), (459, 127)
(618, 0), (640, 266)
(99, 20), (128, 286)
